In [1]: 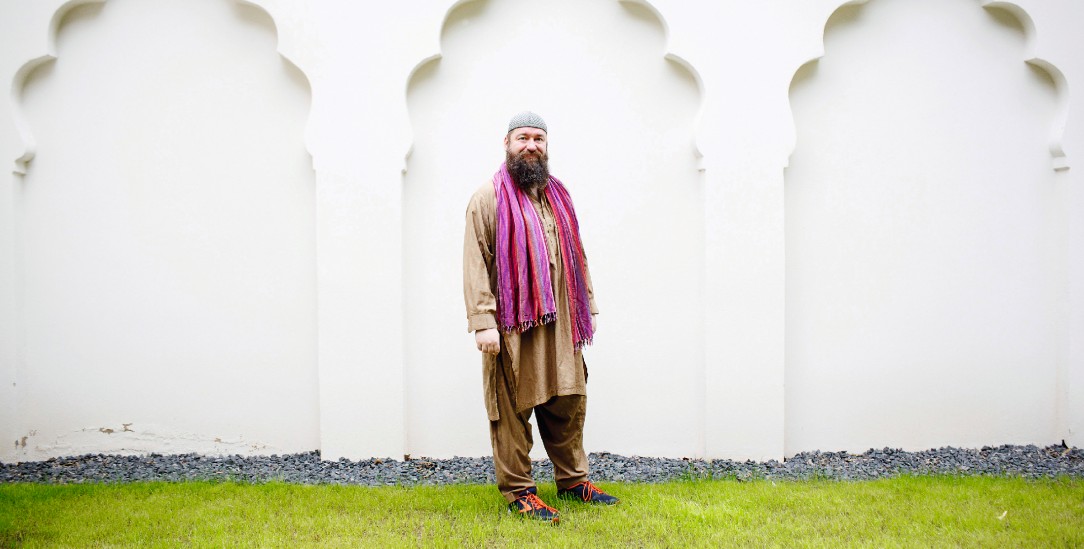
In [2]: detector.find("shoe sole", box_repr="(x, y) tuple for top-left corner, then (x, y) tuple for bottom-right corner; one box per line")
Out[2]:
(556, 494), (620, 505)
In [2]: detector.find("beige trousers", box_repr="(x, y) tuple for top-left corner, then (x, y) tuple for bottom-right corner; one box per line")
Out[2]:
(490, 356), (589, 502)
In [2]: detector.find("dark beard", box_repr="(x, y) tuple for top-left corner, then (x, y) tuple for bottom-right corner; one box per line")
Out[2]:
(506, 149), (550, 192)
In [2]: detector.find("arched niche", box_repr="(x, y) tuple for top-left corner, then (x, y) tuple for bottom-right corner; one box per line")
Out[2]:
(403, 0), (703, 458)
(14, 0), (317, 459)
(785, 0), (1062, 454)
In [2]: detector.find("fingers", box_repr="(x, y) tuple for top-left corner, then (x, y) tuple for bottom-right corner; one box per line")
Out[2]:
(474, 329), (500, 355)
(475, 340), (500, 355)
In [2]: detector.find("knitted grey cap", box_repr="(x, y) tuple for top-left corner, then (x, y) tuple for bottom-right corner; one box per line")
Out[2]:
(507, 111), (547, 133)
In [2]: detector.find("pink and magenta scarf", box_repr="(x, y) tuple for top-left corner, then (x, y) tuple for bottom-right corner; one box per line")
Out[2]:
(493, 163), (594, 350)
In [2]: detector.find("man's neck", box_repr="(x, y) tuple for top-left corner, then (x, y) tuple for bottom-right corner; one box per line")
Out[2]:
(515, 180), (546, 199)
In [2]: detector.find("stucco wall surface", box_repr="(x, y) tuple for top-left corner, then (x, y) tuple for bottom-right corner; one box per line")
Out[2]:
(1, 0), (1081, 463)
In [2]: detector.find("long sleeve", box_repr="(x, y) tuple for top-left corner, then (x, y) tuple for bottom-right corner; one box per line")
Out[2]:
(464, 185), (499, 333)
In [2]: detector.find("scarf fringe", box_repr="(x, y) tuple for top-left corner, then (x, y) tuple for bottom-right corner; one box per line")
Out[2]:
(500, 311), (557, 334)
(574, 336), (593, 352)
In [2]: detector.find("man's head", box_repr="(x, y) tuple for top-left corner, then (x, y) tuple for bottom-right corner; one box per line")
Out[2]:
(504, 111), (549, 192)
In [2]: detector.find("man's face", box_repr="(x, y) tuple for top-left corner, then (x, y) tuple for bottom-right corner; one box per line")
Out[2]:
(504, 127), (548, 161)
(504, 127), (550, 191)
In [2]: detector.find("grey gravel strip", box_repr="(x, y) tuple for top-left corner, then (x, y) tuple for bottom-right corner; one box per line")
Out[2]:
(2, 444), (1081, 485)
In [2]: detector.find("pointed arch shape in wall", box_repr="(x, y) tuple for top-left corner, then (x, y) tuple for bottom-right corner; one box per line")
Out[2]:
(9, 0), (102, 175)
(402, 0), (707, 172)
(617, 0), (706, 170)
(9, 0), (316, 175)
(980, 0), (1069, 171)
(785, 0), (1068, 172)
(401, 0), (708, 458)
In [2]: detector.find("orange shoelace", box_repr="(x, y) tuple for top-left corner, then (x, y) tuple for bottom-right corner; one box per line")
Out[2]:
(571, 481), (604, 502)
(517, 492), (557, 514)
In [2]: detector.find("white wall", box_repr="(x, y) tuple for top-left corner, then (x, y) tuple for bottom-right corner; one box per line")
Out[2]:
(1, 0), (1081, 463)
(7, 0), (317, 460)
(785, 0), (1061, 453)
(403, 0), (702, 459)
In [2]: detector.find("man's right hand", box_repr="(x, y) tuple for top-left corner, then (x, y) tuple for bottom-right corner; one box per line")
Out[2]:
(475, 328), (500, 355)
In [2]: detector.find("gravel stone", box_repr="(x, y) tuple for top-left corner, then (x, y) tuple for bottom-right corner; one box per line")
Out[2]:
(2, 444), (1080, 485)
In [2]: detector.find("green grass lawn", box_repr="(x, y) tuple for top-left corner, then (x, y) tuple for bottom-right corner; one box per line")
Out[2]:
(2, 476), (1082, 547)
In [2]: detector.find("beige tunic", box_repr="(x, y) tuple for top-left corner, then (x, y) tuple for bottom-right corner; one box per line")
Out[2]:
(463, 183), (598, 421)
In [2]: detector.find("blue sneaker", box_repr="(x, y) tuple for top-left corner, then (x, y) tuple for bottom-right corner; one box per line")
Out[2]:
(507, 487), (560, 524)
(557, 481), (620, 505)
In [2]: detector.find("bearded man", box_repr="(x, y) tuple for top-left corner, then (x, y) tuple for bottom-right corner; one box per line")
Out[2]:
(463, 112), (619, 524)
